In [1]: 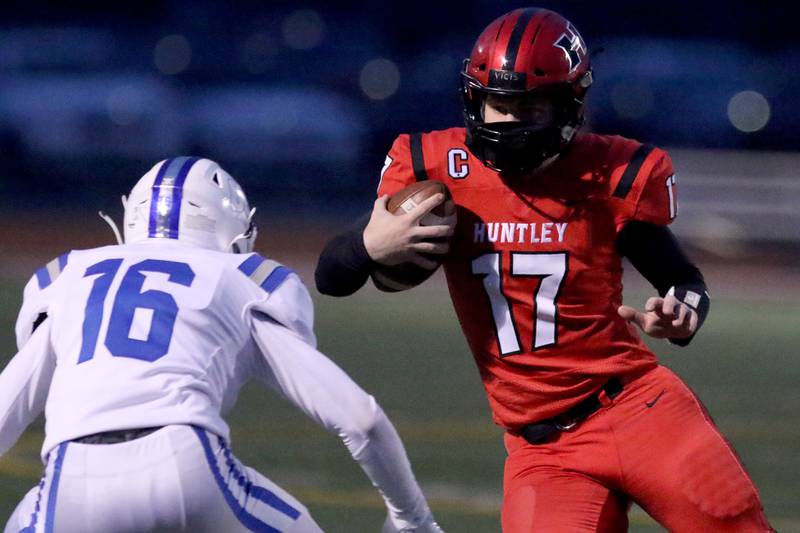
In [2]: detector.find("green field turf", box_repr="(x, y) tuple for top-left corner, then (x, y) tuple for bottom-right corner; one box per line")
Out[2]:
(0, 277), (798, 532)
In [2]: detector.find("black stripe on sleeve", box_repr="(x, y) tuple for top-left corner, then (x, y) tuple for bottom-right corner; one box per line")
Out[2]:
(503, 8), (538, 71)
(409, 133), (429, 181)
(612, 144), (655, 199)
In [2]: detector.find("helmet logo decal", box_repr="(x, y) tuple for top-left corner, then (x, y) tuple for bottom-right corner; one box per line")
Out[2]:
(148, 156), (200, 239)
(554, 23), (585, 73)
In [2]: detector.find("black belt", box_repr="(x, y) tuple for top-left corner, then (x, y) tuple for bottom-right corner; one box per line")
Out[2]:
(519, 378), (623, 445)
(73, 427), (162, 445)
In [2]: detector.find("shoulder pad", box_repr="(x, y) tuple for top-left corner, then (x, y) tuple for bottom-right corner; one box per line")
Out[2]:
(34, 253), (70, 289)
(237, 253), (294, 293)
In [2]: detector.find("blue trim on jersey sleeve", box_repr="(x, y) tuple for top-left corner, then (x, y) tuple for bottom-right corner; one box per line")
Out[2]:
(35, 267), (51, 289)
(237, 253), (266, 276)
(260, 266), (293, 293)
(35, 253), (71, 290)
(44, 442), (68, 533)
(193, 427), (295, 532)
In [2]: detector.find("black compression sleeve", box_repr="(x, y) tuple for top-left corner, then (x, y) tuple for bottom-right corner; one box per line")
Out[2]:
(315, 213), (378, 297)
(616, 221), (704, 295)
(616, 221), (710, 346)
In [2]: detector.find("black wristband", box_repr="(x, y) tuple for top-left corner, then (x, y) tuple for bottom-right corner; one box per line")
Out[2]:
(667, 283), (711, 347)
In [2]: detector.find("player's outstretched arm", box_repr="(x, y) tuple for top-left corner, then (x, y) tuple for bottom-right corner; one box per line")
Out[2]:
(616, 221), (710, 346)
(0, 319), (56, 457)
(249, 313), (443, 532)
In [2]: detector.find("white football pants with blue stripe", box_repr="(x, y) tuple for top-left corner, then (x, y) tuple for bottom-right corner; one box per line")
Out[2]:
(4, 425), (322, 533)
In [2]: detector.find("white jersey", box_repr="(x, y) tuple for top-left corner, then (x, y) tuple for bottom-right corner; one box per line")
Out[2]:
(12, 241), (315, 456)
(2, 240), (438, 532)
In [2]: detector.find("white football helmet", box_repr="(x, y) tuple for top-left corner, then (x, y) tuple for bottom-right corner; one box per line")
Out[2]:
(123, 157), (257, 253)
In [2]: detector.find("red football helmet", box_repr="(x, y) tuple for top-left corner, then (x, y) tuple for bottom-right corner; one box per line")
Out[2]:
(461, 8), (593, 174)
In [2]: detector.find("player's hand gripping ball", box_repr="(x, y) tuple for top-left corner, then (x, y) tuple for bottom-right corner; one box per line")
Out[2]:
(371, 181), (456, 292)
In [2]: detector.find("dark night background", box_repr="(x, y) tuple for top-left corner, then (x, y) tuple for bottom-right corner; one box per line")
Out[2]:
(0, 1), (796, 215)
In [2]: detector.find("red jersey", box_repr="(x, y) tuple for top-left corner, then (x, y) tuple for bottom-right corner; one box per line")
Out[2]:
(377, 128), (679, 430)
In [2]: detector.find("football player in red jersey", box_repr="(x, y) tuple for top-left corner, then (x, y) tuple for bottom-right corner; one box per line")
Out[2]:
(315, 7), (773, 532)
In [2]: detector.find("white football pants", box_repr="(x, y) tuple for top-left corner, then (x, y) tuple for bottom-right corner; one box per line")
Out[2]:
(4, 425), (323, 533)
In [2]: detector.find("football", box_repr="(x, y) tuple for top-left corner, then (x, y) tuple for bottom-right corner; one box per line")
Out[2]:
(371, 181), (456, 292)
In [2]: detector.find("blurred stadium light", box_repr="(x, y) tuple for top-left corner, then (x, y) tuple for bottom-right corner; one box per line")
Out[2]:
(727, 90), (771, 133)
(281, 9), (326, 50)
(359, 58), (401, 100)
(153, 34), (192, 75)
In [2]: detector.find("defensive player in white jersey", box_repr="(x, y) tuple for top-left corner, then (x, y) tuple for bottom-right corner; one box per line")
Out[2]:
(0, 157), (443, 533)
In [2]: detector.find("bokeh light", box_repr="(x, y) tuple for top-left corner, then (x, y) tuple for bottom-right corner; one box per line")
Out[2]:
(154, 34), (191, 75)
(610, 82), (654, 120)
(106, 85), (144, 126)
(281, 9), (325, 50)
(359, 58), (400, 100)
(727, 90), (770, 133)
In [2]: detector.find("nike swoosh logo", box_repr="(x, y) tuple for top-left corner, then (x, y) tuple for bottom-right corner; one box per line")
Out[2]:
(645, 389), (666, 408)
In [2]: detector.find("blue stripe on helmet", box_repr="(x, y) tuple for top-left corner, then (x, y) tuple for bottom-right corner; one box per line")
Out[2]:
(44, 442), (68, 533)
(147, 157), (200, 239)
(261, 266), (293, 293)
(237, 253), (266, 276)
(168, 156), (201, 238)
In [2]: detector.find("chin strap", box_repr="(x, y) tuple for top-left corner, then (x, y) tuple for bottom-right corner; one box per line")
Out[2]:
(98, 211), (123, 245)
(227, 207), (258, 253)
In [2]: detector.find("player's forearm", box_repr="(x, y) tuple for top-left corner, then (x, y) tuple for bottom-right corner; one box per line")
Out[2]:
(616, 221), (710, 345)
(0, 326), (54, 456)
(345, 407), (433, 530)
(250, 316), (433, 526)
(315, 214), (377, 296)
(0, 391), (35, 457)
(616, 221), (703, 292)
